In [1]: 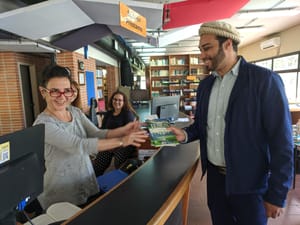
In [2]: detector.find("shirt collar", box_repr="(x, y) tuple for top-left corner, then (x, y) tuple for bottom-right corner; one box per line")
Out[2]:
(231, 57), (241, 77)
(212, 57), (241, 78)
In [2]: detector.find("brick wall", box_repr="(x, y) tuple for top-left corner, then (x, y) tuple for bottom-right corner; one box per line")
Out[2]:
(56, 52), (120, 112)
(106, 65), (120, 100)
(0, 51), (120, 135)
(0, 52), (51, 135)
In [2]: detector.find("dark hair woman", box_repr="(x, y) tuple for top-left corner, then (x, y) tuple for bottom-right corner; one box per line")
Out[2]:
(92, 90), (139, 176)
(20, 65), (147, 221)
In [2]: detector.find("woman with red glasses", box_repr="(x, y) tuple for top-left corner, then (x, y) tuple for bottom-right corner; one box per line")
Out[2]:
(20, 65), (147, 222)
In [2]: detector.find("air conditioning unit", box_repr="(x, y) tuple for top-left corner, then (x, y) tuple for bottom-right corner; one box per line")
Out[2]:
(260, 37), (280, 50)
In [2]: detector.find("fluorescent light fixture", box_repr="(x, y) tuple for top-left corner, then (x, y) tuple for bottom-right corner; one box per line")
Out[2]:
(237, 8), (300, 19)
(131, 42), (153, 47)
(139, 52), (166, 57)
(236, 25), (265, 33)
(113, 40), (118, 50)
(158, 24), (199, 47)
(135, 48), (166, 52)
(0, 40), (60, 53)
(141, 57), (150, 64)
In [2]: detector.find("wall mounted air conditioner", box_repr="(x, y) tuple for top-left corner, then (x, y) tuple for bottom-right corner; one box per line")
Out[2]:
(260, 37), (280, 50)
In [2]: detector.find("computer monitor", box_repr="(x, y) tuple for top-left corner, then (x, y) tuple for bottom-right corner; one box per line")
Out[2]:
(0, 124), (45, 221)
(151, 95), (180, 120)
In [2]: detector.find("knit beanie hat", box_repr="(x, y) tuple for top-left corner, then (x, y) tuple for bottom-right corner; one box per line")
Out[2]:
(199, 21), (240, 44)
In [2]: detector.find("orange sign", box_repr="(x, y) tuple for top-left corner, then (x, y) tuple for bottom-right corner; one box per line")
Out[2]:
(119, 2), (147, 37)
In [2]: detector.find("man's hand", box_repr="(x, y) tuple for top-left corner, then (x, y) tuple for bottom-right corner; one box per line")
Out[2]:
(167, 126), (186, 143)
(264, 201), (284, 218)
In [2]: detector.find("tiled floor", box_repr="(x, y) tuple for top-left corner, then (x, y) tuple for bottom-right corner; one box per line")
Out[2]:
(187, 163), (300, 225)
(133, 102), (300, 225)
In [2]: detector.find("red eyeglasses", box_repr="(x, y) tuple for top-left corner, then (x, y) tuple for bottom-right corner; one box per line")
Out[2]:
(42, 88), (74, 97)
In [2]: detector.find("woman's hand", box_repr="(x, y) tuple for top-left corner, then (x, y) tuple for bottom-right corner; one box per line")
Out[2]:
(106, 121), (142, 139)
(123, 121), (141, 133)
(122, 130), (148, 147)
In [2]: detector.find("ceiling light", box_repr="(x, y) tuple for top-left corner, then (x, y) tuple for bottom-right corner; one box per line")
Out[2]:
(139, 52), (166, 57)
(131, 42), (153, 47)
(141, 56), (150, 63)
(236, 25), (265, 33)
(237, 8), (300, 19)
(158, 24), (199, 47)
(135, 48), (166, 53)
(141, 56), (150, 60)
(0, 40), (60, 53)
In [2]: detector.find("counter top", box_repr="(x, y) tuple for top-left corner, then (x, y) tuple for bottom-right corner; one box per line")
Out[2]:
(63, 141), (200, 225)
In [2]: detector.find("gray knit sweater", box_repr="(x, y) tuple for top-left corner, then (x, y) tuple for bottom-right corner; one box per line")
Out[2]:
(33, 106), (107, 210)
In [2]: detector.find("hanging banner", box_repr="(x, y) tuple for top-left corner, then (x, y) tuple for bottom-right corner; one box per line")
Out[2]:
(120, 2), (147, 37)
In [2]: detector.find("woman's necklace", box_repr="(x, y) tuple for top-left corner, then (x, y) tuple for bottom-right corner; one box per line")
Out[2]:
(45, 108), (72, 122)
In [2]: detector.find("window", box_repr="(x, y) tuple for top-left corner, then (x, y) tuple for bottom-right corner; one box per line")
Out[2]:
(254, 52), (300, 103)
(279, 72), (298, 102)
(140, 76), (146, 89)
(273, 54), (298, 71)
(255, 59), (272, 70)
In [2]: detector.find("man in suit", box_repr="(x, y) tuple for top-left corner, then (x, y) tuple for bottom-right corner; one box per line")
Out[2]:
(169, 21), (294, 225)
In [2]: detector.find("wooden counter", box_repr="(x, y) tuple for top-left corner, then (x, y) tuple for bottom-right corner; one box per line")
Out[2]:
(62, 141), (200, 225)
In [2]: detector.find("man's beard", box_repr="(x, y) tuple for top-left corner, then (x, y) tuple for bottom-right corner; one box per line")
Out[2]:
(207, 46), (225, 72)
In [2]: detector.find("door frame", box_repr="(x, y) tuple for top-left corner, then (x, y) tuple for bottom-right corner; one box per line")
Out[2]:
(18, 63), (40, 127)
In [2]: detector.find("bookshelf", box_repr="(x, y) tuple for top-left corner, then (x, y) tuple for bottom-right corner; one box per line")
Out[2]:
(96, 68), (105, 99)
(96, 67), (107, 111)
(149, 54), (209, 117)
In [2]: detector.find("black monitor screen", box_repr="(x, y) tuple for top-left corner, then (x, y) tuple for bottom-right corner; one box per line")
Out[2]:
(151, 95), (180, 120)
(0, 124), (45, 219)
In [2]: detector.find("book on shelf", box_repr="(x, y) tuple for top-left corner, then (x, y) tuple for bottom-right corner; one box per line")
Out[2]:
(146, 119), (179, 147)
(97, 89), (103, 99)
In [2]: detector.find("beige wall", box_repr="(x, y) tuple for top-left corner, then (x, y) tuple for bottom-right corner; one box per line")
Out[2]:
(239, 24), (300, 62)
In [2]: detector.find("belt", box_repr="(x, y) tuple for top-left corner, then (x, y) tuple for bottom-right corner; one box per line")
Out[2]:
(208, 161), (226, 175)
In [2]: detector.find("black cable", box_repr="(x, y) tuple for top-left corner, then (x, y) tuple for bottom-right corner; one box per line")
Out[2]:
(21, 210), (35, 225)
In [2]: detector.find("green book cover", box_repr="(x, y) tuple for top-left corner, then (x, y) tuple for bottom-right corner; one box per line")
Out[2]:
(146, 119), (179, 147)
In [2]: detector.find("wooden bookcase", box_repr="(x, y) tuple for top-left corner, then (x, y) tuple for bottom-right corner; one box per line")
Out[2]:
(96, 68), (105, 99)
(96, 67), (107, 111)
(149, 54), (209, 117)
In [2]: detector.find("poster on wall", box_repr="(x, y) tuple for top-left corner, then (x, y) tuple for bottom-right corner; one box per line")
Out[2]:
(78, 72), (85, 85)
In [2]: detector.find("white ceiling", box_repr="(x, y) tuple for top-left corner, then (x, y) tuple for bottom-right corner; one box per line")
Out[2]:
(129, 0), (300, 63)
(0, 0), (163, 52)
(0, 0), (300, 64)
